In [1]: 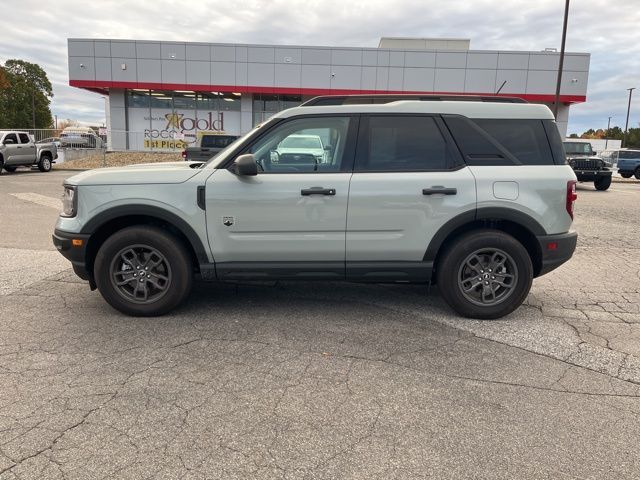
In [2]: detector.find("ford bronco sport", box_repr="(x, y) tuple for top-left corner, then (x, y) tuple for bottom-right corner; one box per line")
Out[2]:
(53, 95), (578, 319)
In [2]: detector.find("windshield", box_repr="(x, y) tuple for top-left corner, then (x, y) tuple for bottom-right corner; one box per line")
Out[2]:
(279, 136), (322, 149)
(563, 142), (593, 154)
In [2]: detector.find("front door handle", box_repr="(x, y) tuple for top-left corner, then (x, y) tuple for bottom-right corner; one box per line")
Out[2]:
(422, 186), (457, 196)
(301, 187), (336, 196)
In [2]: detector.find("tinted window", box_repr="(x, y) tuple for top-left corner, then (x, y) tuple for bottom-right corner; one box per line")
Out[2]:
(248, 116), (351, 173)
(357, 116), (450, 171)
(201, 135), (238, 148)
(563, 142), (592, 154)
(619, 150), (640, 159)
(445, 116), (556, 165)
(475, 119), (555, 165)
(18, 133), (31, 144)
(3, 133), (18, 143)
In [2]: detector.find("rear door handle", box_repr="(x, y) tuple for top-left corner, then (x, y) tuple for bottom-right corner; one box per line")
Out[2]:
(422, 186), (457, 195)
(301, 187), (336, 196)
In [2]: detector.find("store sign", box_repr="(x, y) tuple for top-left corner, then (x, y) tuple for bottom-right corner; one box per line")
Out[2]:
(127, 108), (241, 151)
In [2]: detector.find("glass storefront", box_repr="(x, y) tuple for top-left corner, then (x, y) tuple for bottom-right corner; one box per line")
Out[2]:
(125, 90), (242, 151)
(252, 94), (302, 126)
(122, 90), (302, 151)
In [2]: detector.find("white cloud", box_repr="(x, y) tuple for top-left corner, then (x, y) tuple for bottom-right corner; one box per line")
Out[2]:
(0, 0), (638, 134)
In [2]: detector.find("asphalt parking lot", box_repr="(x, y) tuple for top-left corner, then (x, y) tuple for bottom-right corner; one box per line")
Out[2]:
(1, 169), (639, 479)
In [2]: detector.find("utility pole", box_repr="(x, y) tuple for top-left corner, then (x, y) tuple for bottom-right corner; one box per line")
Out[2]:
(605, 116), (612, 149)
(554, 0), (570, 120)
(623, 87), (635, 148)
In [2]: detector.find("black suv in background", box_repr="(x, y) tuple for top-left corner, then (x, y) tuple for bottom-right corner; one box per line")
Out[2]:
(563, 141), (612, 191)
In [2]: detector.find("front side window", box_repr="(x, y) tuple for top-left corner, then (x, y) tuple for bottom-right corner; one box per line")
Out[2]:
(247, 117), (351, 173)
(356, 116), (451, 171)
(3, 133), (18, 144)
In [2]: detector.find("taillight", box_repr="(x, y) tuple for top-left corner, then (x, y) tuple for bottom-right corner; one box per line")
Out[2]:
(566, 180), (577, 219)
(181, 150), (187, 159)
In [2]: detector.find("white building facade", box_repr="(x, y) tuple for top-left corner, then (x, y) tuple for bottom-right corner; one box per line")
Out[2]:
(67, 38), (590, 151)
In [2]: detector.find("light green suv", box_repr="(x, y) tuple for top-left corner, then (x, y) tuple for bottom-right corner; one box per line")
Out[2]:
(53, 95), (578, 319)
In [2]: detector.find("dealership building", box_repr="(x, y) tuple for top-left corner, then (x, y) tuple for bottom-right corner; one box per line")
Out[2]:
(67, 37), (590, 151)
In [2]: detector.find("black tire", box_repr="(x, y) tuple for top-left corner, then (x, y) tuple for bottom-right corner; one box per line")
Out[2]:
(620, 172), (633, 179)
(0, 158), (4, 175)
(94, 226), (193, 316)
(594, 176), (611, 191)
(4, 165), (16, 172)
(436, 229), (533, 320)
(38, 154), (52, 172)
(635, 168), (640, 180)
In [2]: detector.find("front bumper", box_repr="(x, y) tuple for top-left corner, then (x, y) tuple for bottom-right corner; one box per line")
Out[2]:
(52, 229), (94, 286)
(536, 231), (578, 276)
(573, 168), (611, 182)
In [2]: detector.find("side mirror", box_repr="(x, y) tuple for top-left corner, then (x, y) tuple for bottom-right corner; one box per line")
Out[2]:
(323, 145), (332, 151)
(233, 154), (258, 176)
(3, 138), (15, 145)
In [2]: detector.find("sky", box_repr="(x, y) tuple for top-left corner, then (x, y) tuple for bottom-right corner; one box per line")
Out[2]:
(0, 0), (638, 135)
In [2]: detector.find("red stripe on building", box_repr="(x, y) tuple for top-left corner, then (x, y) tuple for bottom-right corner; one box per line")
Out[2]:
(69, 80), (587, 104)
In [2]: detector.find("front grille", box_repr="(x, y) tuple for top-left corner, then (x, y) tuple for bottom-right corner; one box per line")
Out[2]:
(571, 158), (600, 170)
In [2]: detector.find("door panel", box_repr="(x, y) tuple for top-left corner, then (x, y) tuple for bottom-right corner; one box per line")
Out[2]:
(18, 134), (36, 162)
(205, 169), (351, 263)
(346, 169), (476, 261)
(346, 114), (477, 273)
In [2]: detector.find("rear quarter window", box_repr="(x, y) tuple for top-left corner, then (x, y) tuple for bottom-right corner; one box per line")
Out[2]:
(444, 116), (558, 166)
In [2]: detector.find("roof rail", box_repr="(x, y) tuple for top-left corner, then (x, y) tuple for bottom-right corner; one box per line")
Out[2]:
(301, 94), (527, 107)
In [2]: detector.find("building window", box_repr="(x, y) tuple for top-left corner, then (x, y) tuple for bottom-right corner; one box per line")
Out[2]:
(127, 90), (150, 108)
(252, 94), (302, 126)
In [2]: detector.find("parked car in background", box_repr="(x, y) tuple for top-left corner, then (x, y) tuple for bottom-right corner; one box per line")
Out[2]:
(182, 133), (240, 161)
(36, 137), (62, 149)
(616, 149), (640, 179)
(60, 127), (103, 149)
(563, 140), (612, 191)
(0, 131), (57, 173)
(270, 134), (328, 170)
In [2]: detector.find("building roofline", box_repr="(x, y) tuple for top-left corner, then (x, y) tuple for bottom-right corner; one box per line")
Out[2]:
(68, 80), (587, 104)
(67, 38), (591, 56)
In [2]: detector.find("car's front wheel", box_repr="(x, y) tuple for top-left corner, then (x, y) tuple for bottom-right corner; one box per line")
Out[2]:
(436, 230), (533, 320)
(635, 168), (640, 180)
(38, 154), (52, 172)
(620, 172), (633, 179)
(594, 175), (611, 191)
(94, 226), (193, 316)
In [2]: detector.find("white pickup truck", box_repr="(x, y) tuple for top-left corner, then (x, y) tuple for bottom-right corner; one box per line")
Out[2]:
(0, 131), (58, 174)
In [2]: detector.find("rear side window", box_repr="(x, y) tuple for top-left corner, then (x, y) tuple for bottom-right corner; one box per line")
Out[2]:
(201, 135), (237, 148)
(356, 116), (453, 171)
(444, 116), (556, 165)
(619, 150), (640, 159)
(18, 133), (30, 143)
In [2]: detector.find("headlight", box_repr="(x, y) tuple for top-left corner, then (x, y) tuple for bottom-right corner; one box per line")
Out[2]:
(61, 185), (77, 217)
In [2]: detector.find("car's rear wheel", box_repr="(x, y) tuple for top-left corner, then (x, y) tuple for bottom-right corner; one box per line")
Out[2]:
(0, 158), (4, 174)
(594, 175), (611, 191)
(620, 172), (633, 179)
(38, 154), (52, 172)
(94, 226), (193, 316)
(635, 168), (640, 180)
(436, 229), (533, 319)
(4, 166), (16, 172)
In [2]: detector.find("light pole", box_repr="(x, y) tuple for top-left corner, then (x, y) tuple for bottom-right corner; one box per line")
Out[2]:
(605, 116), (612, 150)
(554, 0), (570, 119)
(623, 87), (635, 148)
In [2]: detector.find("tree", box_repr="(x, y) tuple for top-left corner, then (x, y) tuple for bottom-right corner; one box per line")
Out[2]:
(0, 59), (53, 129)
